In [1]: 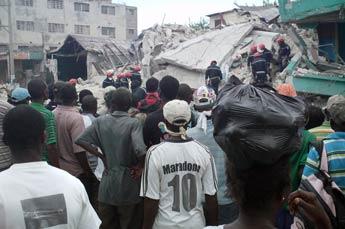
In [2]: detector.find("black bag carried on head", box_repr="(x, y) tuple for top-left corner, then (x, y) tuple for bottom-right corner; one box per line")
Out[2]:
(213, 75), (306, 171)
(292, 139), (345, 229)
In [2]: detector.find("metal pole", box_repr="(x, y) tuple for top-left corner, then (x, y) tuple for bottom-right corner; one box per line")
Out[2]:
(7, 0), (15, 84)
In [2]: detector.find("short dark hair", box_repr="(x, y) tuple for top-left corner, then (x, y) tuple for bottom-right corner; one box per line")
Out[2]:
(176, 83), (193, 104)
(3, 105), (45, 152)
(28, 78), (48, 100)
(52, 81), (67, 102)
(305, 105), (325, 130)
(81, 95), (97, 113)
(79, 89), (93, 103)
(227, 155), (290, 214)
(111, 88), (132, 112)
(60, 84), (77, 105)
(146, 77), (159, 93)
(211, 60), (217, 65)
(159, 75), (179, 101)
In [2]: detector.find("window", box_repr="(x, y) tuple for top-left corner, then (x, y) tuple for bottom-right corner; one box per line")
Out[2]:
(101, 27), (115, 38)
(47, 0), (63, 9)
(128, 8), (135, 15)
(128, 29), (135, 35)
(214, 19), (222, 28)
(16, 21), (34, 31)
(0, 45), (8, 53)
(74, 2), (89, 12)
(101, 6), (115, 15)
(18, 46), (29, 52)
(74, 25), (90, 35)
(15, 0), (33, 6)
(48, 23), (64, 33)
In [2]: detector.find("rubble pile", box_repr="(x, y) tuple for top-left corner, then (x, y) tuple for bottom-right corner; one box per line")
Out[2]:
(131, 24), (207, 79)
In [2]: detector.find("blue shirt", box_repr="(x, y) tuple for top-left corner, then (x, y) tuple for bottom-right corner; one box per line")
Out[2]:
(302, 132), (345, 193)
(187, 120), (233, 205)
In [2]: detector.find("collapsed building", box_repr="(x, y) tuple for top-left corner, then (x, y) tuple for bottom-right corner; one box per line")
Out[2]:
(47, 35), (135, 81)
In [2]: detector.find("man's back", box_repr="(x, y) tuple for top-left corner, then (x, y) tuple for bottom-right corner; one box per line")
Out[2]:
(53, 105), (85, 176)
(143, 108), (165, 147)
(0, 162), (100, 229)
(205, 65), (222, 80)
(76, 111), (146, 205)
(141, 139), (218, 229)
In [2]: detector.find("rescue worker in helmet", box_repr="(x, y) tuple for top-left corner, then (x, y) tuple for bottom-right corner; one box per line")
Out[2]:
(247, 45), (257, 70)
(277, 37), (291, 72)
(251, 50), (269, 86)
(102, 70), (115, 88)
(257, 43), (273, 74)
(205, 60), (222, 95)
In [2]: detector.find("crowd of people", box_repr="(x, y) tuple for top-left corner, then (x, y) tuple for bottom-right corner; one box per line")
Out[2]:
(0, 63), (344, 229)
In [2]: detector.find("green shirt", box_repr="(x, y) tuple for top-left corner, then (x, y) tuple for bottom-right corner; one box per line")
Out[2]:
(30, 102), (57, 161)
(309, 121), (334, 141)
(290, 130), (316, 192)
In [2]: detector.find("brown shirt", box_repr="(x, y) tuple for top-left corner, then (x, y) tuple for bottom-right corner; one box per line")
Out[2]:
(53, 105), (85, 177)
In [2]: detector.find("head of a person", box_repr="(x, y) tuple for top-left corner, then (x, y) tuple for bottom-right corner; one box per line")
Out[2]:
(68, 78), (77, 87)
(250, 45), (257, 55)
(79, 89), (93, 104)
(3, 105), (45, 158)
(146, 77), (159, 93)
(210, 60), (217, 66)
(159, 75), (179, 102)
(277, 37), (285, 46)
(28, 78), (48, 102)
(305, 104), (325, 130)
(53, 81), (67, 104)
(60, 84), (78, 106)
(103, 86), (116, 111)
(162, 99), (191, 135)
(257, 43), (265, 53)
(193, 86), (216, 112)
(106, 70), (114, 79)
(131, 65), (141, 73)
(226, 155), (290, 216)
(111, 87), (132, 112)
(81, 95), (98, 115)
(325, 95), (345, 132)
(8, 87), (30, 106)
(176, 84), (193, 104)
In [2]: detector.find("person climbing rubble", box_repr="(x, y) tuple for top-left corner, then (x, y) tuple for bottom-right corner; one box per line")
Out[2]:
(205, 61), (223, 95)
(251, 51), (269, 86)
(277, 37), (291, 72)
(258, 43), (273, 74)
(247, 45), (257, 70)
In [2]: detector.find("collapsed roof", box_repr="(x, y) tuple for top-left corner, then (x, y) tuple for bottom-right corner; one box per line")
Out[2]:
(48, 34), (135, 77)
(236, 4), (280, 23)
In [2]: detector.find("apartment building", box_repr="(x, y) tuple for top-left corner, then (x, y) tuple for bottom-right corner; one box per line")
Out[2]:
(0, 0), (137, 82)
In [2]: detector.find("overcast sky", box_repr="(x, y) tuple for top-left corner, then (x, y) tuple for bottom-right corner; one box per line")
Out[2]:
(113, 0), (264, 32)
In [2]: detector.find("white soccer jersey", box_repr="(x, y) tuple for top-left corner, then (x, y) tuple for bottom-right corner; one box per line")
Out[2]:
(140, 139), (218, 229)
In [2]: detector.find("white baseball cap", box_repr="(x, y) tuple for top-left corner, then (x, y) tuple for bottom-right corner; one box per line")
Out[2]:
(163, 99), (191, 126)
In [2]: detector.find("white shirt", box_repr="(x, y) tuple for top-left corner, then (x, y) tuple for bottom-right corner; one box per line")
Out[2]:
(0, 162), (101, 229)
(140, 139), (218, 229)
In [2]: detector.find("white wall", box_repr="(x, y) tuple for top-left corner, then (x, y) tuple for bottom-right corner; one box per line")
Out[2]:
(208, 11), (251, 29)
(0, 0), (137, 49)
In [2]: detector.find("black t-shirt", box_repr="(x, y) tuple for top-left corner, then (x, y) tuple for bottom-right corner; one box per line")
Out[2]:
(143, 108), (165, 148)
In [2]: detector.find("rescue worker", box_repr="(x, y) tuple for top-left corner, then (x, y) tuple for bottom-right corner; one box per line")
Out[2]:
(205, 60), (222, 95)
(102, 70), (115, 88)
(130, 66), (142, 86)
(258, 43), (273, 73)
(247, 45), (257, 69)
(277, 37), (291, 72)
(251, 52), (269, 85)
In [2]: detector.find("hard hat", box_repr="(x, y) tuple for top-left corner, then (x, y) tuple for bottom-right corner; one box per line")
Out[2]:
(277, 37), (284, 44)
(106, 70), (114, 77)
(250, 45), (257, 54)
(132, 66), (141, 72)
(68, 78), (77, 86)
(257, 43), (265, 53)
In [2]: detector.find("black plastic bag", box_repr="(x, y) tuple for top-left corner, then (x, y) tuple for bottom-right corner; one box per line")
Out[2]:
(213, 76), (306, 171)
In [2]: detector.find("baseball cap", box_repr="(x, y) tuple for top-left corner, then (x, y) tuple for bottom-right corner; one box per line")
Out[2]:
(11, 87), (30, 103)
(326, 95), (345, 125)
(163, 99), (191, 126)
(193, 86), (216, 110)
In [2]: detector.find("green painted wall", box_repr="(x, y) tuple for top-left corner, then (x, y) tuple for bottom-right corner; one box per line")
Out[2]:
(279, 0), (345, 22)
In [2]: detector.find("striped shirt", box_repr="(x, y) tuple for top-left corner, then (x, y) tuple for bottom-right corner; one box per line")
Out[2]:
(309, 121), (334, 141)
(302, 132), (345, 193)
(0, 101), (13, 171)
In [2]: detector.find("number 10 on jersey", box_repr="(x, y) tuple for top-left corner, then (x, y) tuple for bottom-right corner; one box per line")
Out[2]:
(168, 173), (197, 212)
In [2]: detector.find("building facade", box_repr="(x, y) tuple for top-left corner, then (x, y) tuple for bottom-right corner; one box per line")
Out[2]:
(0, 0), (137, 83)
